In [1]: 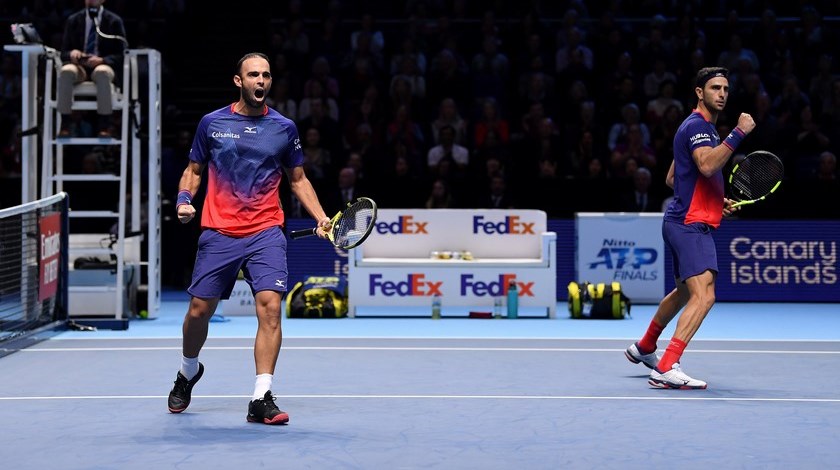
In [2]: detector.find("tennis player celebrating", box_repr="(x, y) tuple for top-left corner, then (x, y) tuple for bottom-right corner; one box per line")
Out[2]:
(625, 67), (755, 389)
(167, 52), (331, 424)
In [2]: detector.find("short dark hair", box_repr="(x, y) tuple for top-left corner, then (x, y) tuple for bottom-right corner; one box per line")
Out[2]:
(235, 52), (270, 75)
(695, 67), (729, 89)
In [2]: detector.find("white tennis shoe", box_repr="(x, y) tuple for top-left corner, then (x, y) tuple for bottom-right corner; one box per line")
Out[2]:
(625, 342), (660, 370)
(649, 363), (707, 389)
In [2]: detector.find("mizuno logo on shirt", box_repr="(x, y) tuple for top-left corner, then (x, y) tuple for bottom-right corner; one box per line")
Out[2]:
(275, 280), (285, 288)
(244, 126), (257, 134)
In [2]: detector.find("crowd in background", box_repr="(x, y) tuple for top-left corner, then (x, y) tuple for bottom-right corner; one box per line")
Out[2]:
(2, 1), (839, 223)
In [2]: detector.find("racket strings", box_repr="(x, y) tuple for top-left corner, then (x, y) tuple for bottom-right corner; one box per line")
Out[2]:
(730, 152), (783, 200)
(333, 199), (375, 248)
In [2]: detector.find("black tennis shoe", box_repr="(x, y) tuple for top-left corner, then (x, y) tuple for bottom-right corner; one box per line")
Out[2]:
(167, 362), (204, 413)
(247, 391), (290, 425)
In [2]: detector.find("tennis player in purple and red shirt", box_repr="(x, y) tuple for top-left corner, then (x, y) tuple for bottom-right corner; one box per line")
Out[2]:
(625, 67), (756, 389)
(166, 53), (332, 424)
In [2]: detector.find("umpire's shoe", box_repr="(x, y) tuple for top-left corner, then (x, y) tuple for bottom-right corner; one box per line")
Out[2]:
(168, 363), (204, 413)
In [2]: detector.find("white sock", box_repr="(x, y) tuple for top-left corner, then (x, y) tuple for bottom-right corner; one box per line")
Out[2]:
(180, 356), (199, 380)
(253, 373), (273, 400)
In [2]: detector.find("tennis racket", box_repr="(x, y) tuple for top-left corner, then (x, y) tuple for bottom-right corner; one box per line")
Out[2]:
(727, 150), (784, 209)
(290, 197), (378, 249)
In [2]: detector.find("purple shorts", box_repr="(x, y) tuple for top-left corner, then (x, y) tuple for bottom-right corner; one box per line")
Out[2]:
(662, 220), (718, 282)
(188, 226), (288, 300)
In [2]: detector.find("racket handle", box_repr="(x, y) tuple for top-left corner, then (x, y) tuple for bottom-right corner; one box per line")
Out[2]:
(289, 227), (318, 239)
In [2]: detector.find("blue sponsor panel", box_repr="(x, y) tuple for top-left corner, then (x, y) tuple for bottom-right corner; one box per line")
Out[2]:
(285, 219), (346, 290)
(713, 220), (839, 301)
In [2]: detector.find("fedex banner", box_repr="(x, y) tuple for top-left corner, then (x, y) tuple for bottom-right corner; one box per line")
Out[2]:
(347, 267), (556, 315)
(712, 221), (839, 301)
(360, 209), (547, 259)
(576, 213), (665, 303)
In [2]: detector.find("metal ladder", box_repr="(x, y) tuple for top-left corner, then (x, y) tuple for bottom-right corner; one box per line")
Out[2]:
(39, 49), (162, 324)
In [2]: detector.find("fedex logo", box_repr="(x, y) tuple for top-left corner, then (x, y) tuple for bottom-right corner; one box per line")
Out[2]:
(374, 216), (428, 234)
(472, 216), (535, 235)
(460, 274), (534, 297)
(369, 273), (442, 296)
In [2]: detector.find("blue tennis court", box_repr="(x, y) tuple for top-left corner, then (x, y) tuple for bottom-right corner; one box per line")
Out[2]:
(1, 295), (838, 469)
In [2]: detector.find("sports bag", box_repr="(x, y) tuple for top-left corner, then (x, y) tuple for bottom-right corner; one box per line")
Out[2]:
(285, 275), (348, 318)
(567, 281), (631, 319)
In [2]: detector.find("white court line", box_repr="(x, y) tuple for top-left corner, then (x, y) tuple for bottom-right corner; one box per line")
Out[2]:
(16, 346), (840, 354)
(0, 394), (838, 403)
(49, 336), (840, 342)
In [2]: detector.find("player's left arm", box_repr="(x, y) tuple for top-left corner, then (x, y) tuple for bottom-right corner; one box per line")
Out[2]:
(286, 165), (331, 238)
(665, 160), (675, 189)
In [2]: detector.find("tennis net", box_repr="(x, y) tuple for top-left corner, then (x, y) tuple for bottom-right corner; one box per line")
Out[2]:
(0, 192), (69, 355)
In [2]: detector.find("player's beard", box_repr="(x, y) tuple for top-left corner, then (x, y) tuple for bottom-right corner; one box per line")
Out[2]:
(242, 86), (267, 110)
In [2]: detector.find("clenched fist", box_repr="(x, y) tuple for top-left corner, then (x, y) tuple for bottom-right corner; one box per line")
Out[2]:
(177, 204), (196, 224)
(736, 113), (756, 134)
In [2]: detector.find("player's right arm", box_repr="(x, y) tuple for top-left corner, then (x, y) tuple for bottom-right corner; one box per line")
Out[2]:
(691, 113), (756, 177)
(176, 161), (204, 224)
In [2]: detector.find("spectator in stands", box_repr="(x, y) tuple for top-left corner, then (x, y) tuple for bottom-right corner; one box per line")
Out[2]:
(607, 103), (652, 153)
(390, 55), (426, 103)
(298, 81), (339, 122)
(427, 125), (469, 176)
(555, 26), (593, 74)
(390, 36), (427, 76)
(345, 150), (373, 195)
(643, 58), (678, 100)
(424, 178), (455, 209)
(379, 154), (425, 208)
(303, 56), (339, 102)
(297, 97), (341, 156)
(478, 173), (514, 209)
(809, 54), (836, 116)
(342, 83), (386, 150)
(430, 98), (468, 146)
(717, 34), (760, 73)
(470, 35), (510, 109)
(282, 18), (310, 65)
(301, 127), (332, 186)
(618, 167), (660, 212)
(57, 0), (127, 137)
(324, 166), (361, 215)
(646, 80), (684, 126)
(610, 124), (657, 178)
(266, 77), (297, 121)
(350, 13), (385, 61)
(311, 16), (343, 69)
(816, 151), (837, 180)
(427, 48), (470, 116)
(473, 97), (510, 150)
(741, 91), (780, 155)
(386, 104), (425, 165)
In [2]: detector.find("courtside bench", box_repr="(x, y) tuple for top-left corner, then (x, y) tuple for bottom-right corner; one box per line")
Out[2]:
(348, 209), (557, 317)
